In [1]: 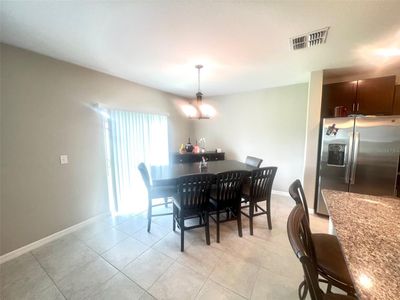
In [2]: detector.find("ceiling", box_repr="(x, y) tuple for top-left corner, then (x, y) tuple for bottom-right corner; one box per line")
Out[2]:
(1, 1), (400, 97)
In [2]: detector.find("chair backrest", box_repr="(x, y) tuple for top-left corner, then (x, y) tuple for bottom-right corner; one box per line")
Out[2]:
(288, 179), (310, 223)
(245, 156), (263, 168)
(138, 162), (151, 191)
(287, 205), (322, 300)
(215, 170), (250, 204)
(249, 167), (277, 201)
(176, 174), (215, 210)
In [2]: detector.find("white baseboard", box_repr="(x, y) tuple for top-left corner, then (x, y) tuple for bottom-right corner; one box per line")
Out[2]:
(272, 190), (290, 197)
(0, 212), (109, 265)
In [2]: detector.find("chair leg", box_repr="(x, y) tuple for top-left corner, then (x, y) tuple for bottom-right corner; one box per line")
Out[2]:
(266, 199), (272, 230)
(147, 198), (152, 233)
(298, 280), (308, 300)
(164, 197), (168, 208)
(205, 211), (210, 245)
(180, 214), (185, 252)
(172, 204), (176, 232)
(237, 203), (243, 237)
(249, 202), (254, 235)
(216, 210), (220, 243)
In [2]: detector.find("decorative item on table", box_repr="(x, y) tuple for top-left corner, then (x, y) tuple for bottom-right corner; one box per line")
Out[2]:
(216, 148), (222, 153)
(179, 143), (185, 154)
(185, 137), (194, 152)
(193, 140), (200, 154)
(199, 156), (208, 171)
(198, 137), (206, 153)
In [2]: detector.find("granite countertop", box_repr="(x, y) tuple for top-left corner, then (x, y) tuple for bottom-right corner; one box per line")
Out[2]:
(322, 190), (400, 300)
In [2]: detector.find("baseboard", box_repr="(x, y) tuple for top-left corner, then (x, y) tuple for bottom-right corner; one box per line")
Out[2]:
(272, 190), (290, 197)
(0, 212), (109, 264)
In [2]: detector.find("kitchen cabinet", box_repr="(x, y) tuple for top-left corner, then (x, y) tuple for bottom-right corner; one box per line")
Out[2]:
(393, 85), (400, 115)
(321, 81), (357, 118)
(321, 76), (396, 117)
(356, 76), (395, 115)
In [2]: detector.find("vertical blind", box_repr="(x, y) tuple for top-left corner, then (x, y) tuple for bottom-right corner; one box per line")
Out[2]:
(108, 110), (169, 214)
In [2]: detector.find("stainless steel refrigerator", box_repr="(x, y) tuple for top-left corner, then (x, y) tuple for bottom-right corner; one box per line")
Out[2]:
(316, 115), (400, 215)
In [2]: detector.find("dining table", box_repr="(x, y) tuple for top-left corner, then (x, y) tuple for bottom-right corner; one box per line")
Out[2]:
(151, 160), (257, 185)
(322, 189), (400, 300)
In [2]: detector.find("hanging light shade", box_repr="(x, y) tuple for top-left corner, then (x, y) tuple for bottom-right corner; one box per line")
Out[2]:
(183, 65), (215, 120)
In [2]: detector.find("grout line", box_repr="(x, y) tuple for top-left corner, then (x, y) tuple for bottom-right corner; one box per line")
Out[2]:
(30, 251), (67, 300)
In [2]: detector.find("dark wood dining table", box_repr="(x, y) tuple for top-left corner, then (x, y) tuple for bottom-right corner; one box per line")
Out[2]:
(151, 160), (257, 185)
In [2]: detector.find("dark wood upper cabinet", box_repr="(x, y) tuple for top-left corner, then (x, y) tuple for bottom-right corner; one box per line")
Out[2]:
(356, 76), (396, 115)
(393, 85), (400, 115)
(321, 75), (396, 117)
(321, 81), (357, 118)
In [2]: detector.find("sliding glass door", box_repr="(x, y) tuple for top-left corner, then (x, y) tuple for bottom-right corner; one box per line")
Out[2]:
(106, 109), (169, 214)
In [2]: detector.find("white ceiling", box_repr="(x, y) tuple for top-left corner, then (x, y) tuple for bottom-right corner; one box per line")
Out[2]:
(1, 1), (400, 97)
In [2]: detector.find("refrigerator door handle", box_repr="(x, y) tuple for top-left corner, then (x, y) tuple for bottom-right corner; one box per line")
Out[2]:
(345, 133), (353, 183)
(350, 132), (360, 184)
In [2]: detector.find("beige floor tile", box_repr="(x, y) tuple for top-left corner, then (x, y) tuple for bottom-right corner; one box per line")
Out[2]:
(32, 236), (98, 282)
(196, 279), (245, 300)
(102, 237), (149, 270)
(84, 227), (129, 254)
(0, 253), (55, 300)
(73, 220), (112, 241)
(149, 262), (206, 300)
(122, 248), (174, 289)
(99, 213), (136, 227)
(152, 231), (189, 259)
(86, 273), (145, 300)
(251, 267), (299, 300)
(176, 242), (224, 277)
(140, 292), (157, 300)
(210, 253), (259, 298)
(56, 257), (118, 300)
(114, 215), (148, 235)
(29, 284), (65, 300)
(131, 222), (171, 247)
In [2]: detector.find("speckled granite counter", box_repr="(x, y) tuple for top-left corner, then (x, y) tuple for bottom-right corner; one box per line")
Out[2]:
(322, 190), (400, 300)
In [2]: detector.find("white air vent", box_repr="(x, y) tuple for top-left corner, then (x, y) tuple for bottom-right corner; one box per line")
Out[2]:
(291, 27), (329, 50)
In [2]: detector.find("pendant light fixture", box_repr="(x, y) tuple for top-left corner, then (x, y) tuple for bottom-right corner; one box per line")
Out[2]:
(183, 64), (215, 119)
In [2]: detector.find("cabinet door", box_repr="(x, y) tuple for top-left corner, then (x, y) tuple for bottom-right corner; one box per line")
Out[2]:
(321, 81), (357, 117)
(393, 85), (400, 115)
(356, 76), (395, 115)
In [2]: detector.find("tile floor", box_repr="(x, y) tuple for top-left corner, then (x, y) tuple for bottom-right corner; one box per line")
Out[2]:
(0, 195), (329, 300)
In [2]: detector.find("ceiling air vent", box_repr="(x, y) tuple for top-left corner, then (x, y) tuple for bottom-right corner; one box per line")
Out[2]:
(291, 27), (329, 50)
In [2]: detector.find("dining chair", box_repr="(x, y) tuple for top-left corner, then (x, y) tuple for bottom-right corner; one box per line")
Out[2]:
(173, 173), (215, 251)
(245, 156), (263, 168)
(288, 180), (356, 296)
(209, 170), (250, 242)
(138, 162), (176, 232)
(287, 204), (357, 300)
(241, 166), (277, 234)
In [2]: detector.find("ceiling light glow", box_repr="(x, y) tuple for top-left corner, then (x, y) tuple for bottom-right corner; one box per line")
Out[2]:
(375, 48), (400, 57)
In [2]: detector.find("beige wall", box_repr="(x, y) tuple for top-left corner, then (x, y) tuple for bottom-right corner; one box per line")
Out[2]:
(0, 44), (191, 255)
(192, 83), (309, 192)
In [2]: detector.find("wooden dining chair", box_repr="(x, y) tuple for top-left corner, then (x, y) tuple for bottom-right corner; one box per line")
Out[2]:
(241, 166), (277, 234)
(173, 173), (215, 251)
(287, 204), (357, 300)
(138, 163), (176, 232)
(209, 170), (250, 242)
(288, 180), (356, 296)
(245, 156), (263, 168)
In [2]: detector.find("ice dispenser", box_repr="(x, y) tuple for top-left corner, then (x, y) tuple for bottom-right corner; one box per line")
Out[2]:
(327, 144), (346, 167)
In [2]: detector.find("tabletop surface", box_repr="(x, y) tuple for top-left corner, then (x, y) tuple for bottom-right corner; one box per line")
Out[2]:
(322, 189), (400, 300)
(151, 160), (257, 183)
